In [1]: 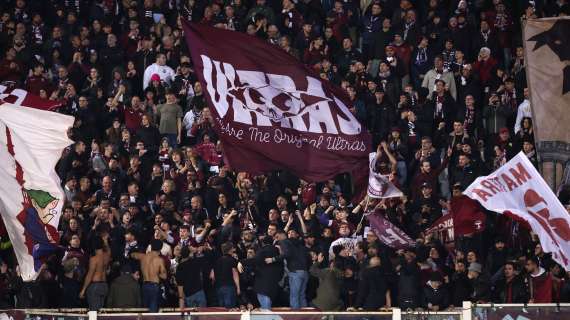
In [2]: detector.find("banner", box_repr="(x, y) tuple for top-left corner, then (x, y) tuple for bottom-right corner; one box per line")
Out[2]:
(367, 210), (415, 249)
(474, 306), (570, 320)
(426, 214), (455, 243)
(464, 152), (570, 270)
(451, 195), (486, 236)
(0, 102), (74, 281)
(0, 85), (63, 111)
(367, 152), (403, 199)
(524, 17), (570, 188)
(182, 22), (371, 183)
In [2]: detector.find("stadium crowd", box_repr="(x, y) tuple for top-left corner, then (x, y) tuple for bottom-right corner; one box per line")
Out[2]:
(1, 0), (570, 313)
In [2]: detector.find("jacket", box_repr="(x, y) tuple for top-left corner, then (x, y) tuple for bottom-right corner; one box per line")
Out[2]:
(422, 281), (449, 310)
(493, 274), (529, 303)
(106, 274), (141, 308)
(310, 262), (344, 311)
(356, 265), (389, 310)
(253, 245), (284, 299)
(278, 238), (310, 272)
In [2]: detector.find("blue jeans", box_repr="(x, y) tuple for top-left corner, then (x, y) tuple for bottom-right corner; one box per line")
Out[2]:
(216, 285), (237, 308)
(142, 282), (160, 312)
(162, 133), (178, 148)
(257, 293), (272, 310)
(288, 270), (308, 309)
(185, 290), (207, 308)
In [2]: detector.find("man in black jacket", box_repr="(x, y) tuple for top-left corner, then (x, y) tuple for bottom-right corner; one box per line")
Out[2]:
(492, 261), (529, 303)
(397, 249), (421, 310)
(176, 246), (207, 308)
(355, 256), (390, 310)
(276, 229), (311, 309)
(254, 237), (283, 309)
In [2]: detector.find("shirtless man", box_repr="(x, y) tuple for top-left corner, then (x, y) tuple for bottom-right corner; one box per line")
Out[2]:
(80, 235), (111, 311)
(131, 239), (167, 312)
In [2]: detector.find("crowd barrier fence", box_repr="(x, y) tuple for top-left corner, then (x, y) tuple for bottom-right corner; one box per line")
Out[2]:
(3, 302), (570, 320)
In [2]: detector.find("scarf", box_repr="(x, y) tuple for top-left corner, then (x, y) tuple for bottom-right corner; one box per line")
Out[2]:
(407, 121), (416, 136)
(435, 94), (444, 118)
(481, 30), (490, 43)
(464, 107), (475, 129)
(378, 70), (391, 78)
(403, 21), (415, 40)
(415, 47), (428, 65)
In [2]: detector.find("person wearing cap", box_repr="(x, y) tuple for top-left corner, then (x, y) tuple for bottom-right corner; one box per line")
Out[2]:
(411, 182), (441, 232)
(483, 90), (511, 135)
(449, 152), (479, 190)
(422, 272), (449, 311)
(467, 262), (490, 302)
(367, 86), (394, 143)
(143, 53), (175, 89)
(496, 126), (516, 159)
(107, 263), (142, 308)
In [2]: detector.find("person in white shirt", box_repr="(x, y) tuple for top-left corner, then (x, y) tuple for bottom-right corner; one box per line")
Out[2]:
(514, 87), (532, 134)
(143, 53), (176, 89)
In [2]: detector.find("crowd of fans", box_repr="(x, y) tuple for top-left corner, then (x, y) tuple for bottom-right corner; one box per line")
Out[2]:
(1, 0), (570, 313)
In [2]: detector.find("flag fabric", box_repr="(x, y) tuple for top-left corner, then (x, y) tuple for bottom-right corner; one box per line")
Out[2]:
(0, 102), (74, 281)
(464, 152), (570, 270)
(367, 210), (415, 249)
(450, 195), (486, 236)
(182, 22), (371, 183)
(367, 152), (403, 199)
(426, 214), (455, 244)
(524, 17), (570, 188)
(0, 85), (63, 111)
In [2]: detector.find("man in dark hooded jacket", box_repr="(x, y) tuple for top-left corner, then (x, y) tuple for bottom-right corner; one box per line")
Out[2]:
(354, 256), (390, 310)
(106, 264), (141, 308)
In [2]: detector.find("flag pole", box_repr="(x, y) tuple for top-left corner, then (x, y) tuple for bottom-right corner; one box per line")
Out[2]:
(354, 196), (371, 237)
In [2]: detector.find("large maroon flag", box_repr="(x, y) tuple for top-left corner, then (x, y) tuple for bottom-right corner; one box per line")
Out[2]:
(0, 86), (63, 111)
(182, 22), (371, 182)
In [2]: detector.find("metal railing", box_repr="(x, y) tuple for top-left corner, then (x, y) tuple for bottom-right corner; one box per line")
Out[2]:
(6, 302), (570, 320)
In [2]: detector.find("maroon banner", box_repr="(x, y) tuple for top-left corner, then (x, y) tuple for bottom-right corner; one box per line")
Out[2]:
(182, 22), (371, 182)
(0, 86), (63, 110)
(426, 214), (455, 244)
(476, 306), (570, 320)
(367, 210), (415, 249)
(451, 195), (486, 236)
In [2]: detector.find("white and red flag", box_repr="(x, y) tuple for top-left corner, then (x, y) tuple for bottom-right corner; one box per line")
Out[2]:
(465, 152), (570, 270)
(0, 85), (63, 111)
(0, 101), (74, 281)
(367, 152), (403, 199)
